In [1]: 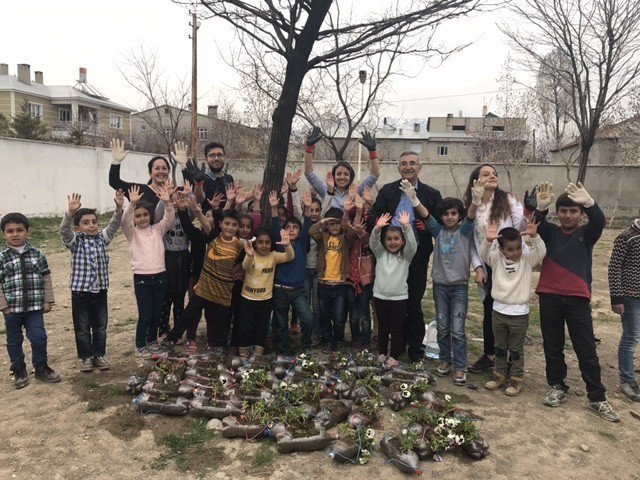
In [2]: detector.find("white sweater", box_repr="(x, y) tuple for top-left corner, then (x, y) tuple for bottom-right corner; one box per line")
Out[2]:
(369, 226), (417, 301)
(480, 234), (546, 307)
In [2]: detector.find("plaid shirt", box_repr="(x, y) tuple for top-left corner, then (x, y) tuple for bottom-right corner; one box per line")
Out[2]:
(0, 243), (51, 312)
(65, 233), (111, 292)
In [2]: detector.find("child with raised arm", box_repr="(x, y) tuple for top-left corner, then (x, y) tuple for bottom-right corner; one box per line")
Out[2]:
(239, 225), (294, 357)
(60, 191), (124, 372)
(534, 182), (620, 421)
(370, 209), (417, 363)
(1, 213), (59, 388)
(425, 179), (484, 385)
(480, 219), (546, 396)
(121, 184), (175, 357)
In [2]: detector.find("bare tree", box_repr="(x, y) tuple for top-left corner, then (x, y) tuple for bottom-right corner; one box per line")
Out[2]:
(118, 45), (191, 182)
(502, 0), (640, 183)
(177, 0), (481, 216)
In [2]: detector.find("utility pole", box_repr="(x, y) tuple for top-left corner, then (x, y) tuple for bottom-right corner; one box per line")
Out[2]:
(189, 12), (200, 162)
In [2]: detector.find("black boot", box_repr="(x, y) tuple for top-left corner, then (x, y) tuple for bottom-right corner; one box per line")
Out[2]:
(13, 365), (29, 389)
(34, 364), (61, 383)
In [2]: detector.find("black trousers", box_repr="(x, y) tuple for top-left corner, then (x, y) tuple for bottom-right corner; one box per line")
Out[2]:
(405, 248), (430, 362)
(169, 294), (231, 348)
(482, 266), (495, 356)
(539, 293), (606, 402)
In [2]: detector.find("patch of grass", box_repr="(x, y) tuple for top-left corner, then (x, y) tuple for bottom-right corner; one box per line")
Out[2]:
(468, 341), (484, 358)
(251, 442), (277, 469)
(0, 328), (5, 335)
(156, 419), (225, 477)
(122, 317), (137, 325)
(84, 380), (100, 389)
(104, 385), (122, 397)
(595, 430), (617, 442)
(86, 401), (105, 412)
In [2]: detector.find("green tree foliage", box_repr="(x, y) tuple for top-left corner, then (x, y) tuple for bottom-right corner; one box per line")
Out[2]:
(11, 100), (48, 140)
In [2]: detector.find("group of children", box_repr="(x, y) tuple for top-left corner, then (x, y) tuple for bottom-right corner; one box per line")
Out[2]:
(1, 137), (637, 425)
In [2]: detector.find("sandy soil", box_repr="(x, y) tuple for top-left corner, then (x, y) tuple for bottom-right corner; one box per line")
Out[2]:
(0, 228), (639, 480)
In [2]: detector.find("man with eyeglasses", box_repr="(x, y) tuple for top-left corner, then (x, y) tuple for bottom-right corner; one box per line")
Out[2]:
(201, 142), (234, 212)
(373, 151), (442, 362)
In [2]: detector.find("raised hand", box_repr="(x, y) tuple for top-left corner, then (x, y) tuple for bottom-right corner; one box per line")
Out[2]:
(186, 159), (206, 183)
(524, 219), (540, 237)
(207, 193), (224, 211)
(67, 193), (82, 215)
(358, 130), (377, 152)
(353, 216), (365, 235)
(302, 191), (312, 209)
(326, 171), (335, 191)
(225, 184), (236, 203)
(399, 179), (419, 206)
(354, 192), (364, 210)
(244, 238), (255, 257)
(286, 169), (302, 189)
(186, 196), (202, 212)
(523, 185), (538, 211)
(152, 184), (171, 203)
(280, 181), (289, 196)
(536, 182), (554, 211)
(396, 210), (411, 228)
(344, 195), (355, 212)
(252, 183), (264, 202)
(110, 138), (128, 164)
(276, 229), (291, 246)
(485, 220), (501, 242)
(471, 178), (487, 206)
(306, 126), (323, 146)
(235, 187), (247, 205)
(375, 212), (392, 230)
(172, 141), (188, 169)
(268, 190), (280, 208)
(182, 180), (193, 196)
(128, 185), (143, 203)
(565, 182), (594, 207)
(362, 185), (373, 205)
(114, 189), (125, 210)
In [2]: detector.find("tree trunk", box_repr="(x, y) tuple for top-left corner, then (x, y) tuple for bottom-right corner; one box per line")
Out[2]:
(576, 139), (593, 184)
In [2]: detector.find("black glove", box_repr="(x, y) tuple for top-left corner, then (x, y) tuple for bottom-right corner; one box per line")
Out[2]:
(523, 185), (538, 212)
(306, 126), (323, 147)
(186, 159), (206, 184)
(358, 130), (377, 152)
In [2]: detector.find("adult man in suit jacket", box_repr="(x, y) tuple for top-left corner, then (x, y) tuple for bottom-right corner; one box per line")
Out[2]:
(373, 151), (442, 362)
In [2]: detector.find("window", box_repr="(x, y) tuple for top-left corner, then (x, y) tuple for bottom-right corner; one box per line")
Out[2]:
(59, 108), (71, 122)
(29, 103), (43, 119)
(197, 127), (208, 140)
(492, 125), (505, 132)
(452, 125), (466, 131)
(110, 114), (123, 129)
(164, 128), (171, 136)
(410, 142), (423, 153)
(436, 146), (448, 156)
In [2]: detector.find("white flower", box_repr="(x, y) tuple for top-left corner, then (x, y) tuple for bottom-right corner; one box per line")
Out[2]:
(248, 369), (255, 373)
(400, 383), (408, 390)
(365, 428), (375, 440)
(279, 381), (288, 390)
(308, 361), (315, 366)
(291, 383), (299, 389)
(302, 360), (308, 367)
(313, 373), (319, 378)
(361, 448), (369, 455)
(402, 429), (408, 435)
(299, 353), (307, 359)
(402, 390), (411, 398)
(444, 394), (451, 402)
(267, 421), (274, 428)
(359, 457), (367, 465)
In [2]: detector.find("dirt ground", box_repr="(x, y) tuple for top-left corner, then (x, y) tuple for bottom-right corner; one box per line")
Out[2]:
(1, 227), (639, 480)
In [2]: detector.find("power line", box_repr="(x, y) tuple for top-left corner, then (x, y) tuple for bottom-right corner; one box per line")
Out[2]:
(388, 87), (527, 103)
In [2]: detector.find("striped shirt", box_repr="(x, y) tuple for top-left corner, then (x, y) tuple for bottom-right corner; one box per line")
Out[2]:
(195, 236), (244, 306)
(608, 219), (640, 305)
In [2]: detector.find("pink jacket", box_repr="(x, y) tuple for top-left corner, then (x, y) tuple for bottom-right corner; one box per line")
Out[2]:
(121, 201), (175, 274)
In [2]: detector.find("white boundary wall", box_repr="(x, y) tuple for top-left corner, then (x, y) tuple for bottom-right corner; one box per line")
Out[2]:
(1, 137), (638, 222)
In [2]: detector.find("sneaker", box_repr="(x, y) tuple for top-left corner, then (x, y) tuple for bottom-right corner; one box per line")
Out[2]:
(435, 362), (451, 377)
(620, 381), (640, 402)
(158, 338), (175, 352)
(468, 354), (495, 373)
(80, 358), (94, 372)
(93, 356), (110, 370)
(484, 373), (506, 390)
(13, 365), (29, 389)
(34, 364), (61, 383)
(185, 340), (198, 355)
(136, 347), (151, 359)
(543, 385), (568, 407)
(454, 371), (467, 386)
(147, 341), (164, 354)
(505, 377), (523, 397)
(289, 323), (301, 335)
(588, 400), (620, 422)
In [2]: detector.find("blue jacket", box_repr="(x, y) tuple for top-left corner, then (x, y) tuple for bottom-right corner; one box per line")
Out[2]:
(272, 215), (311, 288)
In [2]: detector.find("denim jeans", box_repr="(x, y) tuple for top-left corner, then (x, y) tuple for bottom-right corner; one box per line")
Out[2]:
(539, 293), (606, 402)
(619, 297), (640, 384)
(133, 272), (167, 349)
(4, 310), (48, 371)
(273, 286), (314, 354)
(305, 268), (320, 338)
(71, 290), (108, 359)
(317, 283), (346, 347)
(346, 283), (373, 347)
(433, 283), (468, 371)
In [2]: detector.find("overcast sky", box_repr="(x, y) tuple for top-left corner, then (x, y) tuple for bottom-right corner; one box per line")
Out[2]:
(2, 1), (526, 124)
